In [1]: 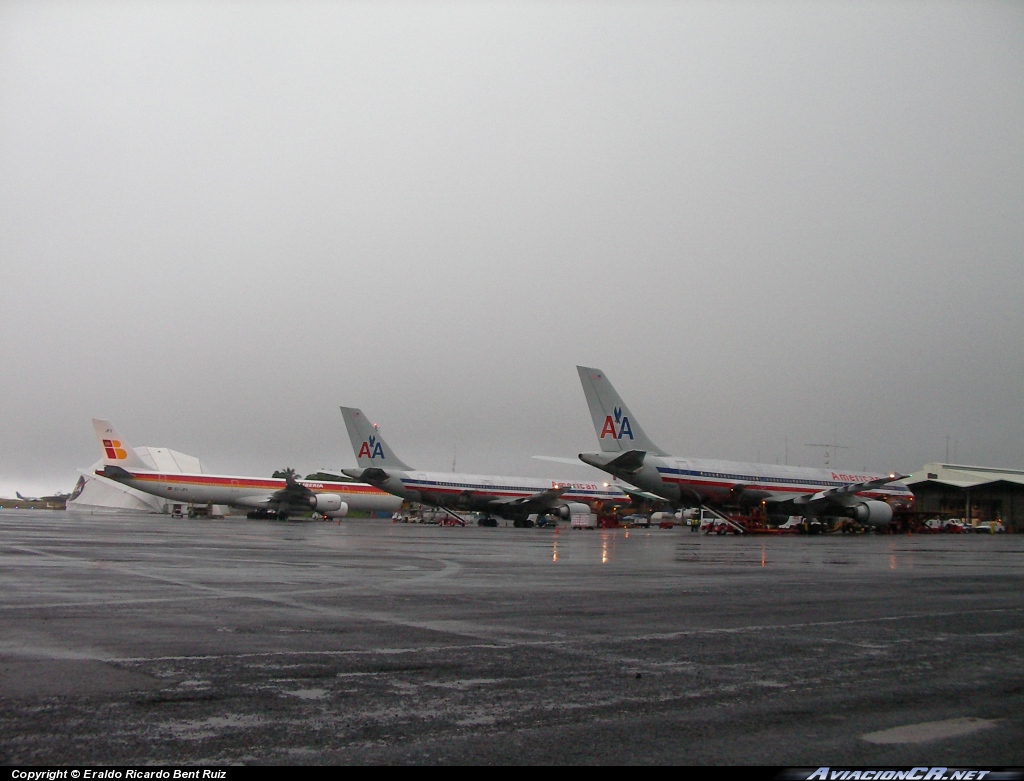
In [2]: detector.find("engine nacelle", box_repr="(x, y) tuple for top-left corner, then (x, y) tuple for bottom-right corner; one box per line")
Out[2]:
(555, 502), (592, 519)
(308, 493), (344, 513)
(846, 500), (893, 527)
(327, 503), (349, 519)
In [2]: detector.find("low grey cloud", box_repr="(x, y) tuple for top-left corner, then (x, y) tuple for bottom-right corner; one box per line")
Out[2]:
(1, 2), (1021, 495)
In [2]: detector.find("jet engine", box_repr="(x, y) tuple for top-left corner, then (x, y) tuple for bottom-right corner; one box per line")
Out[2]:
(308, 493), (345, 513)
(555, 502), (592, 519)
(845, 500), (893, 527)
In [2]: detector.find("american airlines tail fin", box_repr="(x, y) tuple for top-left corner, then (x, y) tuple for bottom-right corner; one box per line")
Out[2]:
(576, 366), (669, 456)
(91, 419), (153, 472)
(339, 407), (413, 470)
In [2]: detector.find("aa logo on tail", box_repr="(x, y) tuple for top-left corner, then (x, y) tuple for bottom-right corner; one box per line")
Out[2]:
(599, 406), (634, 440)
(358, 436), (385, 459)
(102, 439), (129, 460)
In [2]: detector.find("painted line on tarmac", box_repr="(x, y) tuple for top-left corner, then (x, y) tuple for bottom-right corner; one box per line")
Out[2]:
(625, 606), (1023, 642)
(861, 716), (999, 743)
(3, 543), (545, 645)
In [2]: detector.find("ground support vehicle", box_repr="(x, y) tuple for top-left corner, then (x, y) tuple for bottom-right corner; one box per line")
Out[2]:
(571, 511), (598, 529)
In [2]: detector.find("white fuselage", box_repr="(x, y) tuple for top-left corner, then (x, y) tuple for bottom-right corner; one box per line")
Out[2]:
(583, 452), (913, 510)
(101, 469), (403, 513)
(361, 469), (627, 511)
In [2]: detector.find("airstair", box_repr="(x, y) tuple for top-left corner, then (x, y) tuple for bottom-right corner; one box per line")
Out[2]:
(699, 505), (747, 534)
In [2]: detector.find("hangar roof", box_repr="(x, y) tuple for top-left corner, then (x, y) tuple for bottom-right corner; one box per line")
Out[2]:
(905, 463), (1024, 489)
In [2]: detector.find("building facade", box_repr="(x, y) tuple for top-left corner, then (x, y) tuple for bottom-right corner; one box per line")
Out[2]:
(905, 463), (1024, 531)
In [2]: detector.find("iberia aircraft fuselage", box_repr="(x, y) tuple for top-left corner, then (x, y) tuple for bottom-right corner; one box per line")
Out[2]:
(90, 417), (403, 519)
(99, 466), (402, 518)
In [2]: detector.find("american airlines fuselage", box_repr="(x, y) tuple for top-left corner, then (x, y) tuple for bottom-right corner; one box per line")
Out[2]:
(342, 468), (627, 516)
(579, 453), (914, 510)
(575, 366), (913, 527)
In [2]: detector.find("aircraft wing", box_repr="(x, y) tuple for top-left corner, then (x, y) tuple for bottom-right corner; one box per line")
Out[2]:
(267, 475), (315, 507)
(486, 485), (571, 509)
(797, 473), (908, 505)
(231, 494), (279, 509)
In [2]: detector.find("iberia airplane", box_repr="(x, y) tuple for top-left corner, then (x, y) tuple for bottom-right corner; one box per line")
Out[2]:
(92, 419), (402, 519)
(574, 367), (914, 527)
(338, 407), (630, 527)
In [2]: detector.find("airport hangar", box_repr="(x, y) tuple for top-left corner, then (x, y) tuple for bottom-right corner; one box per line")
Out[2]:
(904, 462), (1024, 531)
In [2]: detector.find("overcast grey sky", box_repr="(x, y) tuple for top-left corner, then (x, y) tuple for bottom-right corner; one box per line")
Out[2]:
(1, 1), (1022, 495)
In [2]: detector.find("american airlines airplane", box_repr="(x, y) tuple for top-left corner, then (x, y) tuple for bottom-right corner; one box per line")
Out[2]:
(574, 367), (914, 527)
(92, 419), (402, 520)
(338, 406), (629, 527)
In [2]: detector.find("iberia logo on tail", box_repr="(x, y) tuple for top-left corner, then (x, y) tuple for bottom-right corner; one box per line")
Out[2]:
(359, 436), (385, 459)
(600, 406), (634, 440)
(102, 439), (129, 460)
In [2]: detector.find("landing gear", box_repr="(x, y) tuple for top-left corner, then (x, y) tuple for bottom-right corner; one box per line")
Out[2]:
(477, 517), (498, 527)
(246, 508), (289, 521)
(512, 518), (535, 528)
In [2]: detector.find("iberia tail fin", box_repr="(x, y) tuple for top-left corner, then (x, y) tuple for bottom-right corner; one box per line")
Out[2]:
(91, 419), (152, 471)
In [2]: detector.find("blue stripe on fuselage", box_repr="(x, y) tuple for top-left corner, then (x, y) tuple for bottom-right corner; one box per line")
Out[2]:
(398, 477), (621, 499)
(655, 466), (911, 495)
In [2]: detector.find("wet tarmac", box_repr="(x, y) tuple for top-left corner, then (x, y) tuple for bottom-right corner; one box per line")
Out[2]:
(0, 510), (1021, 765)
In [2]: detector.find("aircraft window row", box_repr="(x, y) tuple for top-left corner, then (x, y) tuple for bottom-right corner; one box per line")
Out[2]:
(412, 481), (539, 492)
(669, 468), (853, 488)
(410, 479), (609, 494)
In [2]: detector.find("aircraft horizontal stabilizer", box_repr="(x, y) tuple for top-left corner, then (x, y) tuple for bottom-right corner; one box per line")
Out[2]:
(100, 464), (134, 480)
(342, 467), (391, 484)
(579, 449), (647, 475)
(617, 484), (668, 503)
(604, 450), (647, 475)
(532, 455), (585, 466)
